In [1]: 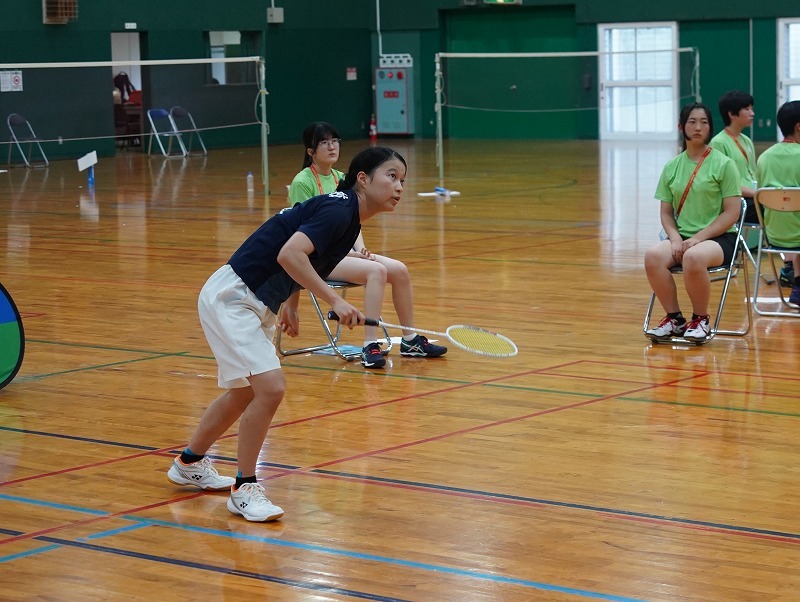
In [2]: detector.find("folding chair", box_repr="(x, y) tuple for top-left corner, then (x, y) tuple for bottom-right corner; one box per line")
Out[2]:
(146, 108), (187, 157)
(6, 113), (48, 168)
(739, 202), (774, 285)
(276, 280), (392, 361)
(751, 187), (800, 317)
(169, 106), (207, 156)
(643, 197), (752, 344)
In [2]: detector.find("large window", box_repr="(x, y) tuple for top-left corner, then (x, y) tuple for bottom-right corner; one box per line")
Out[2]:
(598, 22), (679, 141)
(778, 19), (800, 109)
(207, 30), (260, 85)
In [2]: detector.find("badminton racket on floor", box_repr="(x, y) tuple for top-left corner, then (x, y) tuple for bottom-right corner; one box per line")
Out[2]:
(327, 311), (518, 358)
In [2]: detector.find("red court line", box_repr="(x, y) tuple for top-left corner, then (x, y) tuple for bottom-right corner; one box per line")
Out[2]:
(438, 234), (599, 263)
(0, 360), (585, 489)
(14, 243), (223, 265)
(597, 512), (800, 546)
(271, 360), (587, 430)
(0, 361), (709, 546)
(0, 358), (704, 490)
(527, 369), (706, 387)
(307, 471), (800, 546)
(660, 382), (800, 401)
(0, 445), (189, 488)
(2, 271), (200, 291)
(305, 370), (711, 471)
(578, 359), (800, 384)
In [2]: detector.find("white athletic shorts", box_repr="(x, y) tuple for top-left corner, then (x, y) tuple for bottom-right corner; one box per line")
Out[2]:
(198, 264), (281, 389)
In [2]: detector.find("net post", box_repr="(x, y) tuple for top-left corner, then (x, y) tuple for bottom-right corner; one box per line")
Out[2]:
(258, 58), (269, 196)
(693, 47), (702, 102)
(435, 53), (444, 189)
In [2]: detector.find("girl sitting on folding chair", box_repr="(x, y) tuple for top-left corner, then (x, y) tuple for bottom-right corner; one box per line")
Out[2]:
(644, 102), (742, 343)
(280, 121), (446, 369)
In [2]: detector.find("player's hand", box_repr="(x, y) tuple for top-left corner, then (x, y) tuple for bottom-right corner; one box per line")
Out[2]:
(278, 305), (300, 338)
(670, 238), (684, 263)
(358, 247), (376, 261)
(330, 298), (364, 329)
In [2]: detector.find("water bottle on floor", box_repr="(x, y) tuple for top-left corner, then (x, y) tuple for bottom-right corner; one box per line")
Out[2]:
(246, 171), (255, 193)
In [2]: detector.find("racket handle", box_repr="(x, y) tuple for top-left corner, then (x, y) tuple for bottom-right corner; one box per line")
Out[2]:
(327, 310), (380, 327)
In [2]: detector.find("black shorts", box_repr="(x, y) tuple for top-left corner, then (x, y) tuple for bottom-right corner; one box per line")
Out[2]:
(709, 232), (738, 267)
(680, 232), (737, 267)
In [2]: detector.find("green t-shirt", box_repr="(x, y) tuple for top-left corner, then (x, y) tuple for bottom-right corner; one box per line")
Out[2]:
(288, 167), (346, 206)
(654, 148), (741, 238)
(709, 130), (756, 191)
(755, 142), (800, 247)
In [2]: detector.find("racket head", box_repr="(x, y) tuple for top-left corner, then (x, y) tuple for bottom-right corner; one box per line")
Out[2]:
(445, 325), (518, 358)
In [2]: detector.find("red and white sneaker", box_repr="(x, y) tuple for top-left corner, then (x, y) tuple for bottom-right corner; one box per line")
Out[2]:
(683, 315), (710, 342)
(645, 316), (687, 341)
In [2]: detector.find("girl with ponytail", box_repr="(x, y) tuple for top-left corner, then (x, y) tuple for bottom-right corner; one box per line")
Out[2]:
(168, 146), (411, 523)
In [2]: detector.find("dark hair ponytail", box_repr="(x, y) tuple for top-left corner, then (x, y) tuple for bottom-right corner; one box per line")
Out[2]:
(336, 147), (407, 192)
(300, 121), (340, 169)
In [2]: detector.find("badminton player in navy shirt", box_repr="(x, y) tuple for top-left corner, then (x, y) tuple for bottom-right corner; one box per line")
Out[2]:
(167, 147), (407, 522)
(230, 190), (362, 314)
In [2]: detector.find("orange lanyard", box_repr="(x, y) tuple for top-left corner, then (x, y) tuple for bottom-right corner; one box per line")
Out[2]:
(724, 128), (753, 170)
(676, 147), (712, 217)
(309, 165), (339, 195)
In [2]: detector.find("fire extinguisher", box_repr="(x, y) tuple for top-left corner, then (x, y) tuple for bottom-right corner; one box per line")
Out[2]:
(369, 113), (377, 145)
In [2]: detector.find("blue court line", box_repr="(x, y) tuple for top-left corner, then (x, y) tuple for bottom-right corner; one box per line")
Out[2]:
(0, 491), (641, 601)
(0, 544), (62, 563)
(311, 470), (800, 541)
(0, 493), (108, 516)
(35, 535), (409, 602)
(123, 516), (642, 601)
(0, 514), (149, 564)
(80, 522), (150, 541)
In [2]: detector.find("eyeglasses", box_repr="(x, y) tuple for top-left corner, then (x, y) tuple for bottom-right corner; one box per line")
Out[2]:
(317, 138), (341, 149)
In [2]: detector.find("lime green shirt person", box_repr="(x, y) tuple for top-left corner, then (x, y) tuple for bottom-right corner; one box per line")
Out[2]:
(756, 141), (800, 247)
(288, 166), (345, 206)
(654, 148), (741, 238)
(710, 129), (756, 192)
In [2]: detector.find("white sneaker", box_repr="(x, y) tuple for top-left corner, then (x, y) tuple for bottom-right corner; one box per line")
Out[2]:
(646, 315), (687, 341)
(684, 315), (710, 342)
(167, 456), (235, 491)
(227, 483), (284, 522)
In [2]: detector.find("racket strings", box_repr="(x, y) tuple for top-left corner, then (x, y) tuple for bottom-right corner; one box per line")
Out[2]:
(446, 326), (517, 357)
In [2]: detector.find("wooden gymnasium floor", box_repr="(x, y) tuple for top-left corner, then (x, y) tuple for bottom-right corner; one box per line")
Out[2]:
(1, 138), (799, 601)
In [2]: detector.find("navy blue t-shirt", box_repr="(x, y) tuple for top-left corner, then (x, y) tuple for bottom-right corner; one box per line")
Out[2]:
(228, 190), (361, 313)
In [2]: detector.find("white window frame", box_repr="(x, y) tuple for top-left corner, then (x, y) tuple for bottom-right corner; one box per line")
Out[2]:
(598, 22), (679, 141)
(778, 18), (800, 112)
